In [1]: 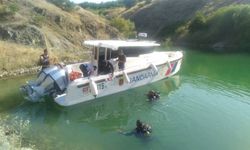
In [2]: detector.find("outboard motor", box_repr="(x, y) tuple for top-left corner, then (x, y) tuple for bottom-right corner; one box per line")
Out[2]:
(21, 66), (68, 102)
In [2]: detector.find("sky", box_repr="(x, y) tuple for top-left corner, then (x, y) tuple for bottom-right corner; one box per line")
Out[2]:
(70, 0), (116, 4)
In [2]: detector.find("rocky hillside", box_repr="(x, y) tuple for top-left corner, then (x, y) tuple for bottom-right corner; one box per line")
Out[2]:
(0, 0), (120, 77)
(124, 0), (250, 39)
(0, 0), (119, 50)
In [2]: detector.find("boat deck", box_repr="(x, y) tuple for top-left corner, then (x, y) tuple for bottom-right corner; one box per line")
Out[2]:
(66, 51), (182, 79)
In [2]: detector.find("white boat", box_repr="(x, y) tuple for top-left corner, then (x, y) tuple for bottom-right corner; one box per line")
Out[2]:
(21, 40), (183, 106)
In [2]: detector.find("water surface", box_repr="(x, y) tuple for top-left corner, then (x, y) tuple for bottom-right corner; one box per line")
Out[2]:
(0, 50), (250, 150)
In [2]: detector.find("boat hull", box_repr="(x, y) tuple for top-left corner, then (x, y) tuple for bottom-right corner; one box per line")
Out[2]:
(55, 58), (182, 106)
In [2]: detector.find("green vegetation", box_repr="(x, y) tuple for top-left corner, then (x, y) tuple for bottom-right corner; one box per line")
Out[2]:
(32, 14), (46, 27)
(79, 0), (149, 10)
(110, 17), (135, 38)
(79, 1), (123, 9)
(188, 12), (206, 33)
(123, 0), (137, 8)
(0, 0), (120, 76)
(121, 0), (250, 53)
(181, 5), (250, 52)
(158, 22), (185, 39)
(8, 3), (19, 14)
(0, 3), (19, 21)
(144, 0), (152, 4)
(47, 0), (75, 11)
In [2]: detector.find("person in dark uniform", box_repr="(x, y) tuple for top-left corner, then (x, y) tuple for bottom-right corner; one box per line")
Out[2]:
(40, 49), (50, 69)
(147, 90), (160, 101)
(135, 120), (152, 135)
(117, 50), (126, 70)
(105, 60), (114, 75)
(118, 120), (152, 137)
(80, 63), (97, 77)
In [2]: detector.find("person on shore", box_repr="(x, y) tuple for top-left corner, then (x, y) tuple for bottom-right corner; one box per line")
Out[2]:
(117, 49), (126, 70)
(40, 49), (50, 69)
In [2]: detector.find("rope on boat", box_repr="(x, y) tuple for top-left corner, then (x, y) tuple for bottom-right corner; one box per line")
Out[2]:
(150, 63), (158, 73)
(89, 78), (98, 96)
(123, 70), (130, 83)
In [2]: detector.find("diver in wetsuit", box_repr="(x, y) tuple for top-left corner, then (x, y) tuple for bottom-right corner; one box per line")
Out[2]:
(119, 120), (152, 136)
(147, 90), (160, 101)
(135, 120), (152, 135)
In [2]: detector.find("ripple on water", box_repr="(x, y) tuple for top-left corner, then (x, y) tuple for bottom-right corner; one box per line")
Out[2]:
(183, 74), (250, 103)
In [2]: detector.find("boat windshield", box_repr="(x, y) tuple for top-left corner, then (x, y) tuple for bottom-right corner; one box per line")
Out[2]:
(110, 46), (156, 58)
(40, 75), (54, 92)
(36, 66), (58, 85)
(36, 71), (46, 85)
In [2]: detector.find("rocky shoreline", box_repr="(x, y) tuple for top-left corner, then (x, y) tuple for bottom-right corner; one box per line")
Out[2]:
(0, 59), (86, 80)
(0, 66), (40, 80)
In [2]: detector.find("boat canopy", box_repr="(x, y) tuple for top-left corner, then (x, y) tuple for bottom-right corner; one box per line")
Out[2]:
(84, 40), (160, 51)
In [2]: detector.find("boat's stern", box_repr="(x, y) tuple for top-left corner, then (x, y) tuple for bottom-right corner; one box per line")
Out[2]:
(20, 82), (42, 102)
(20, 65), (69, 102)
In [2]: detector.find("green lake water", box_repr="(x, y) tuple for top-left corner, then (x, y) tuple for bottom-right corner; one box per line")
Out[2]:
(0, 50), (250, 150)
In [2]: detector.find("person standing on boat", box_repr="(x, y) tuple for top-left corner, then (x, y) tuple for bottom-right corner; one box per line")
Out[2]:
(117, 49), (126, 70)
(39, 48), (50, 69)
(105, 60), (114, 75)
(80, 63), (97, 77)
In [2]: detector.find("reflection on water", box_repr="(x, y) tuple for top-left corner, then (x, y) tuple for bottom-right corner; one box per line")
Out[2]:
(181, 51), (250, 90)
(0, 76), (33, 113)
(12, 76), (181, 126)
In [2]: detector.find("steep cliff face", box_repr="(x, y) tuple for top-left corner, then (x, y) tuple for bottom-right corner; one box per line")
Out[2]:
(124, 0), (206, 39)
(0, 25), (46, 46)
(124, 0), (250, 39)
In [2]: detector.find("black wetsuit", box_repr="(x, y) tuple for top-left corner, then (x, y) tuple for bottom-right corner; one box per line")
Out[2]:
(147, 91), (160, 101)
